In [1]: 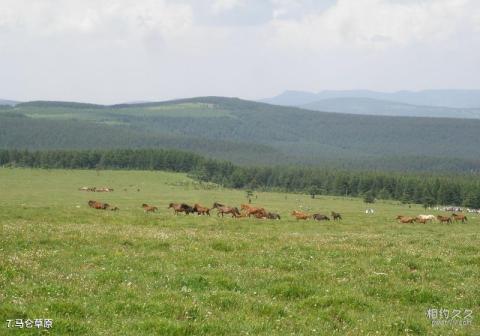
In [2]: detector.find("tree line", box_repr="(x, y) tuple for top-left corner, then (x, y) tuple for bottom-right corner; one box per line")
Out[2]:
(1, 149), (479, 208)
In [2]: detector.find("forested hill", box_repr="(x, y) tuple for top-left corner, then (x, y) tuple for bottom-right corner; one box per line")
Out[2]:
(1, 97), (480, 172)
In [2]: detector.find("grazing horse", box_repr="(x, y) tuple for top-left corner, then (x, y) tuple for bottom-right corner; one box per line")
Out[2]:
(436, 215), (452, 224)
(169, 203), (194, 215)
(142, 203), (158, 213)
(399, 216), (416, 224)
(313, 214), (330, 221)
(331, 211), (342, 221)
(88, 200), (109, 210)
(266, 212), (281, 220)
(193, 203), (210, 216)
(291, 210), (310, 220)
(212, 202), (241, 218)
(451, 213), (468, 223)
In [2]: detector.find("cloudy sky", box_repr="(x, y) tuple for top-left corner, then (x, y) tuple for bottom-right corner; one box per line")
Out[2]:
(1, 0), (479, 104)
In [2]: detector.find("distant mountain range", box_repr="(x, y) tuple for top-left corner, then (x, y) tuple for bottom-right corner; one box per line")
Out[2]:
(261, 90), (480, 118)
(0, 99), (19, 106)
(262, 89), (480, 108)
(300, 97), (480, 119)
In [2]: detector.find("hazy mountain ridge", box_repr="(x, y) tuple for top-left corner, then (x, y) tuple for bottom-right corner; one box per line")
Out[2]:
(301, 97), (480, 119)
(0, 99), (19, 106)
(263, 89), (480, 110)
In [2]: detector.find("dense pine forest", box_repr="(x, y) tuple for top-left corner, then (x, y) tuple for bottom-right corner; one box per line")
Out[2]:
(2, 97), (480, 171)
(2, 149), (479, 208)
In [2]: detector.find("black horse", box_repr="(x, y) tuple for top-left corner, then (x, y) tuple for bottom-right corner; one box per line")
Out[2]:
(313, 213), (330, 221)
(331, 211), (342, 221)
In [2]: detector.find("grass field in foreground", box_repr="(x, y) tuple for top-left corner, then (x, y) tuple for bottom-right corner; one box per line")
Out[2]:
(0, 168), (478, 335)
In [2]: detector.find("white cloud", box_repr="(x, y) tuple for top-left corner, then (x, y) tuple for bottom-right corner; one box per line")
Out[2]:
(268, 0), (479, 50)
(0, 0), (193, 40)
(0, 0), (479, 103)
(210, 0), (244, 14)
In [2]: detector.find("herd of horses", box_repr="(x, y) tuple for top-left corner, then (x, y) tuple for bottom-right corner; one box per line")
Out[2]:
(396, 214), (468, 224)
(290, 210), (342, 221)
(80, 186), (114, 192)
(88, 199), (470, 225)
(165, 202), (281, 219)
(87, 200), (342, 221)
(87, 200), (119, 211)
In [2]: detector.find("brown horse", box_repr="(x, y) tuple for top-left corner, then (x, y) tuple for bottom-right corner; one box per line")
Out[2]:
(241, 204), (267, 217)
(437, 215), (452, 224)
(168, 203), (194, 215)
(142, 203), (158, 213)
(291, 210), (310, 220)
(213, 202), (241, 218)
(399, 216), (416, 224)
(313, 214), (330, 221)
(253, 211), (268, 219)
(451, 213), (468, 223)
(193, 203), (210, 216)
(248, 208), (267, 218)
(331, 211), (342, 221)
(88, 200), (109, 210)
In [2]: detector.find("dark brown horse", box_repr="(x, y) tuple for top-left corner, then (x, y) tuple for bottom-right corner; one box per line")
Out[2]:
(451, 213), (468, 223)
(266, 212), (281, 220)
(193, 203), (210, 216)
(313, 213), (330, 221)
(213, 202), (241, 218)
(142, 203), (158, 213)
(331, 211), (342, 221)
(168, 203), (194, 215)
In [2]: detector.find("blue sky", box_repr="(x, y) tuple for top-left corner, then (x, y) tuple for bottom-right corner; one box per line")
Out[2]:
(0, 0), (479, 103)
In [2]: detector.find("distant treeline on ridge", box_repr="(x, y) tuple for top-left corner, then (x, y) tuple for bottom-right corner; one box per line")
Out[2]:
(1, 149), (479, 208)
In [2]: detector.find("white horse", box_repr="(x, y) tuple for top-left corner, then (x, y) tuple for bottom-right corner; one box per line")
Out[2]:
(417, 214), (436, 221)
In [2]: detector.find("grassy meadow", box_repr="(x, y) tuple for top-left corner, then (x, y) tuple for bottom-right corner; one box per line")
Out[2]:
(0, 168), (478, 335)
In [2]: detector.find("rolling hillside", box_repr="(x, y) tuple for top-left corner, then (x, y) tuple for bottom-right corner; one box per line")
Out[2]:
(2, 97), (480, 171)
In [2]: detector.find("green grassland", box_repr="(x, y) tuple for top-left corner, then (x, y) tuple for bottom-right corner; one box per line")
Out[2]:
(0, 169), (479, 335)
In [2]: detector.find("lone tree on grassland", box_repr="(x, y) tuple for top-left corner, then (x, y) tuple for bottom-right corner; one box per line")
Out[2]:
(363, 191), (375, 204)
(309, 186), (320, 199)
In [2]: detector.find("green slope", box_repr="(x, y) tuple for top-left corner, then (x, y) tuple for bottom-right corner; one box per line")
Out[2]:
(2, 97), (480, 171)
(0, 113), (288, 165)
